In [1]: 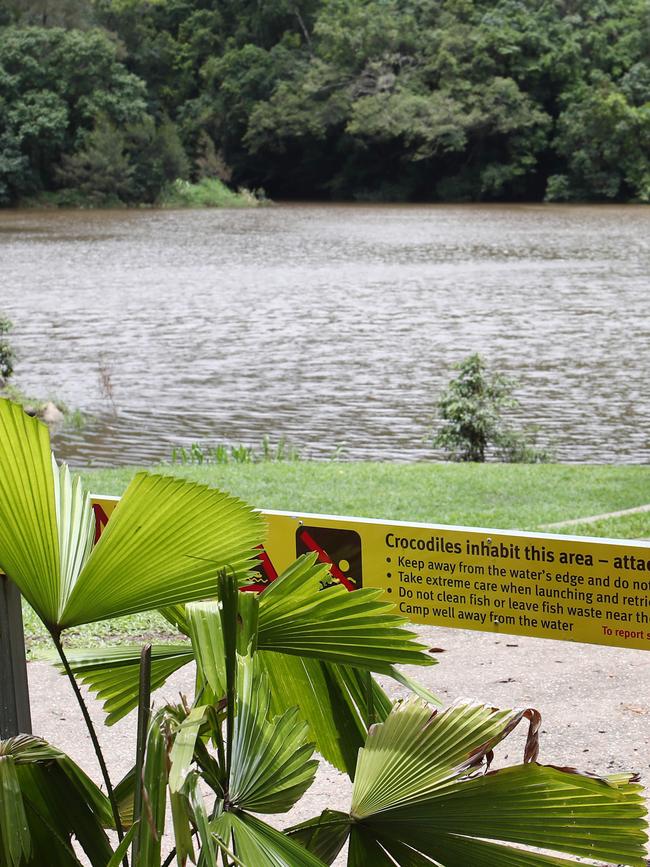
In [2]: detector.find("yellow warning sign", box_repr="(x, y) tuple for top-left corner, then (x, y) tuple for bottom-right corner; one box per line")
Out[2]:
(90, 496), (650, 651)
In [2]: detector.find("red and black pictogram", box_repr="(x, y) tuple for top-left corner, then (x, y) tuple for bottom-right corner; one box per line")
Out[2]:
(295, 525), (362, 591)
(92, 503), (111, 544)
(241, 545), (279, 593)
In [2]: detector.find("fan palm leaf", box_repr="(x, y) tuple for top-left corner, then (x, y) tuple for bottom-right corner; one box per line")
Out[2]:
(290, 697), (648, 866)
(0, 399), (264, 631)
(62, 554), (435, 747)
(212, 810), (327, 867)
(228, 654), (318, 814)
(0, 735), (113, 867)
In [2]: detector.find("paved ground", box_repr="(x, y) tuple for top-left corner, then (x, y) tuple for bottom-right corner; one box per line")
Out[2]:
(27, 624), (650, 863)
(541, 502), (650, 529)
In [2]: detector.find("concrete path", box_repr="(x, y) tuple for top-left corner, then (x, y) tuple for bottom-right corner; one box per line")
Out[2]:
(541, 502), (650, 530)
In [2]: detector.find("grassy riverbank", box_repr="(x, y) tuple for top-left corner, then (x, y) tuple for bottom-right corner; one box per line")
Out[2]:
(18, 178), (262, 210)
(23, 462), (650, 655)
(81, 462), (650, 534)
(1, 385), (86, 429)
(159, 178), (263, 208)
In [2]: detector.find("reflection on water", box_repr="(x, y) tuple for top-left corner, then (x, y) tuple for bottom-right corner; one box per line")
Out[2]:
(0, 203), (648, 466)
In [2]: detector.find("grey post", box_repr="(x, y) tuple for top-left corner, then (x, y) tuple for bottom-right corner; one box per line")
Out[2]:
(0, 574), (32, 737)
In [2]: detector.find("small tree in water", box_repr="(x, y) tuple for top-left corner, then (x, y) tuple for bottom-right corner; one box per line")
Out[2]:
(434, 353), (548, 462)
(0, 314), (15, 385)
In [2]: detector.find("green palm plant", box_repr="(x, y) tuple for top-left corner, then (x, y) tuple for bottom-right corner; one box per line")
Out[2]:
(0, 398), (433, 862)
(0, 397), (266, 853)
(123, 573), (648, 867)
(61, 552), (436, 775)
(0, 734), (115, 867)
(0, 397), (647, 866)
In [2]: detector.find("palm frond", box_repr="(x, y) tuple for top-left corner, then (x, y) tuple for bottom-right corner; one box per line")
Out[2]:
(258, 553), (435, 670)
(106, 824), (138, 867)
(60, 645), (195, 725)
(351, 698), (524, 817)
(0, 400), (266, 631)
(285, 809), (351, 865)
(187, 600), (227, 698)
(0, 400), (60, 625)
(187, 773), (218, 863)
(53, 459), (95, 620)
(259, 652), (390, 778)
(135, 709), (168, 866)
(168, 707), (208, 794)
(0, 753), (31, 866)
(375, 764), (647, 865)
(0, 736), (113, 867)
(211, 810), (328, 866)
(229, 654), (318, 814)
(61, 472), (264, 627)
(349, 698), (649, 867)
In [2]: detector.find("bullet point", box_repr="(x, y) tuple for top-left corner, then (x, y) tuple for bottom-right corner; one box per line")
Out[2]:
(387, 572), (392, 578)
(387, 587), (392, 593)
(386, 556), (391, 563)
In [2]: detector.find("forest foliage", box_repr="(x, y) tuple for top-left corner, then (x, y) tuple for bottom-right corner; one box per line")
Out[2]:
(1, 0), (649, 204)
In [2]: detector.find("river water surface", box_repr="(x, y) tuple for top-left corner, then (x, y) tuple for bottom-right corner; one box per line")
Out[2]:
(1, 204), (648, 466)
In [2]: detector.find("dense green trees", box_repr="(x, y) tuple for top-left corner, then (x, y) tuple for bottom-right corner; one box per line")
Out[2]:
(0, 24), (194, 204)
(0, 26), (148, 201)
(1, 0), (649, 204)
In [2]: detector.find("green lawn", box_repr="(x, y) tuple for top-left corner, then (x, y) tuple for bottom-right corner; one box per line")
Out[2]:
(82, 462), (650, 534)
(24, 462), (650, 656)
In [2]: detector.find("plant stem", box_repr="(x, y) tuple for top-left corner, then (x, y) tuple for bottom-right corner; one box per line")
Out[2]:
(161, 847), (176, 867)
(365, 670), (376, 726)
(132, 644), (152, 865)
(210, 706), (226, 783)
(51, 632), (126, 858)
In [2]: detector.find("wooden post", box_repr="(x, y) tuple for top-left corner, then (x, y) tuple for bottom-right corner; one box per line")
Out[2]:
(0, 575), (32, 737)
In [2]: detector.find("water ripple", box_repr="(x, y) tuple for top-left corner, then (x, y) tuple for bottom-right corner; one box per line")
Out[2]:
(0, 203), (648, 467)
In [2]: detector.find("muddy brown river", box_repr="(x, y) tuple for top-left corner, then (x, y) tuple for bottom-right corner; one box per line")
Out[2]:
(1, 203), (648, 466)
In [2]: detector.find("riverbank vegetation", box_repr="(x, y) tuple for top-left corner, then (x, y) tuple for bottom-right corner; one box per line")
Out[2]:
(1, 0), (649, 205)
(171, 435), (302, 465)
(0, 313), (86, 426)
(0, 315), (15, 383)
(159, 177), (263, 208)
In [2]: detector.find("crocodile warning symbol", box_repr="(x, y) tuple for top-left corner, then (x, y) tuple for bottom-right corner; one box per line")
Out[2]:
(295, 525), (363, 591)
